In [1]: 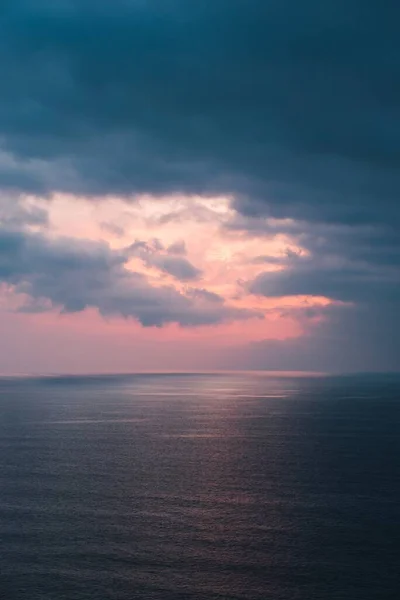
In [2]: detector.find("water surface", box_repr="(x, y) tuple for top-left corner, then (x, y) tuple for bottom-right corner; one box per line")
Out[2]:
(1, 373), (399, 599)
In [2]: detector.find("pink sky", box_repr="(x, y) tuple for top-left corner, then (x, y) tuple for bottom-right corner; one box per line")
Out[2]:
(0, 194), (334, 375)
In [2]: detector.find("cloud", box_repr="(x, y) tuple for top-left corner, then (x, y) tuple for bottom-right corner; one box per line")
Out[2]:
(222, 303), (400, 373)
(167, 240), (186, 256)
(250, 258), (400, 304)
(0, 1), (398, 222)
(0, 224), (259, 327)
(128, 238), (202, 281)
(99, 221), (125, 238)
(149, 255), (201, 281)
(0, 195), (48, 228)
(186, 288), (224, 304)
(1, 2), (398, 295)
(244, 216), (400, 304)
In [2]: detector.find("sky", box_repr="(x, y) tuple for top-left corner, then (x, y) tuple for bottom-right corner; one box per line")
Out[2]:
(0, 0), (399, 374)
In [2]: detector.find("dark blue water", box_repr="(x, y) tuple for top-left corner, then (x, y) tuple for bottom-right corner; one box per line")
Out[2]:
(0, 373), (399, 599)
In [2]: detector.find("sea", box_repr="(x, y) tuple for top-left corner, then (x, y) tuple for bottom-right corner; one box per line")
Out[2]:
(0, 372), (399, 599)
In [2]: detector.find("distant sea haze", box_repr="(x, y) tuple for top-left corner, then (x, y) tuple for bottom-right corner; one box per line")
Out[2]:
(1, 372), (399, 599)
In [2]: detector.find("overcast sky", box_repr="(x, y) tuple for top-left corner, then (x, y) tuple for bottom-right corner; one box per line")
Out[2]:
(1, 0), (399, 374)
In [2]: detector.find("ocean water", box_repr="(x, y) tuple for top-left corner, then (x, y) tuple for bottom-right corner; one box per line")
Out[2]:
(0, 372), (399, 599)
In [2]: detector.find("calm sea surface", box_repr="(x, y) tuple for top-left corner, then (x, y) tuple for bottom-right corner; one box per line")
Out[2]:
(0, 373), (399, 599)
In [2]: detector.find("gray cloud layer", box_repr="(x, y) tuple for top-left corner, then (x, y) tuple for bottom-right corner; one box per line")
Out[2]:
(248, 223), (400, 304)
(0, 225), (257, 326)
(0, 1), (398, 223)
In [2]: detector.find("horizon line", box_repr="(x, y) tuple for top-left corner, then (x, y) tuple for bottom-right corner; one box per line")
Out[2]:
(1, 369), (400, 380)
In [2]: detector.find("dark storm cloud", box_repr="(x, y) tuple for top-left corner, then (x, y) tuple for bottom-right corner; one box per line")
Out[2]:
(0, 225), (258, 326)
(0, 0), (398, 224)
